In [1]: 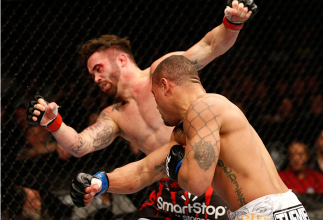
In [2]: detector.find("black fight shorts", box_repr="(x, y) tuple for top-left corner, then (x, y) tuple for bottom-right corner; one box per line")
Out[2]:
(138, 178), (229, 220)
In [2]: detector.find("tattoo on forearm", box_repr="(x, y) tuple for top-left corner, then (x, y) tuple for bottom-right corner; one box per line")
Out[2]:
(89, 123), (113, 149)
(67, 134), (89, 155)
(191, 59), (205, 71)
(218, 160), (246, 207)
(85, 111), (115, 149)
(154, 160), (166, 175)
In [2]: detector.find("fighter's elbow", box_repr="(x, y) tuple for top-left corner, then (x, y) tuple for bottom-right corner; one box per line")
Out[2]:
(178, 177), (210, 196)
(69, 148), (87, 158)
(189, 185), (209, 197)
(183, 185), (208, 197)
(193, 191), (205, 197)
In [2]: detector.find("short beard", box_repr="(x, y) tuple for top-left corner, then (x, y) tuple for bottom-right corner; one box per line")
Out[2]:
(106, 63), (120, 98)
(106, 86), (118, 98)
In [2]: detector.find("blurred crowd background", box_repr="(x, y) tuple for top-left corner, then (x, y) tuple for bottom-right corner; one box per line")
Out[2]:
(1, 0), (323, 219)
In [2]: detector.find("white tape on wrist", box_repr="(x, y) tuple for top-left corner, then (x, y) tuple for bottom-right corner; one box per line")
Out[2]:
(91, 178), (102, 189)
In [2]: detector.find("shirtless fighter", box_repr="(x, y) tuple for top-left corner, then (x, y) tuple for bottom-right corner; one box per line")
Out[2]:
(71, 55), (309, 220)
(28, 1), (258, 219)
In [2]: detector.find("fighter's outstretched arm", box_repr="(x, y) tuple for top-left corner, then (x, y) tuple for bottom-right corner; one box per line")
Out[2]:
(150, 0), (257, 73)
(53, 108), (119, 157)
(70, 139), (179, 207)
(27, 96), (120, 157)
(106, 141), (174, 194)
(182, 1), (253, 70)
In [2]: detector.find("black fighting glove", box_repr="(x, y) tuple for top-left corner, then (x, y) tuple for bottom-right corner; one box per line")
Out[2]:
(166, 145), (185, 181)
(27, 95), (62, 132)
(224, 0), (258, 31)
(70, 171), (109, 208)
(226, 0), (258, 22)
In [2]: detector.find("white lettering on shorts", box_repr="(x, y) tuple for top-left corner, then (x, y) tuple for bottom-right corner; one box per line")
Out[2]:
(273, 205), (310, 220)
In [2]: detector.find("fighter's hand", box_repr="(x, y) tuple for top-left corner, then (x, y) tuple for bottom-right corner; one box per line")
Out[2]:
(27, 95), (62, 132)
(225, 0), (258, 24)
(70, 172), (109, 208)
(166, 145), (185, 181)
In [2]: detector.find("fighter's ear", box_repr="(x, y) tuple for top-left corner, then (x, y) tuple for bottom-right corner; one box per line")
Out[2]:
(160, 78), (169, 95)
(117, 53), (128, 67)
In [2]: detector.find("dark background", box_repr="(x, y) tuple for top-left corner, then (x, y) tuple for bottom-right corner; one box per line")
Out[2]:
(2, 0), (323, 219)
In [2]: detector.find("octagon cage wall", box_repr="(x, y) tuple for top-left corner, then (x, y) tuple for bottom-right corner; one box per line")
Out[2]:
(1, 0), (323, 219)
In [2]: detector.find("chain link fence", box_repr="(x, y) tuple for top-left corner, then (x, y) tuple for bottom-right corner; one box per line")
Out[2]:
(1, 0), (323, 219)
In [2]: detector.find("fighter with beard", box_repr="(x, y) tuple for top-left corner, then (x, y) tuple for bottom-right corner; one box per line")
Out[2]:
(28, 1), (258, 219)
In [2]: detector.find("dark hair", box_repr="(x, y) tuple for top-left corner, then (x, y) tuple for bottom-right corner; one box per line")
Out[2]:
(152, 55), (199, 86)
(79, 34), (136, 67)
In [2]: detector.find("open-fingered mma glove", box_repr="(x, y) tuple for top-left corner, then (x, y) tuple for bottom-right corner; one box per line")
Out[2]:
(27, 95), (62, 132)
(166, 145), (185, 181)
(223, 0), (258, 31)
(70, 172), (109, 208)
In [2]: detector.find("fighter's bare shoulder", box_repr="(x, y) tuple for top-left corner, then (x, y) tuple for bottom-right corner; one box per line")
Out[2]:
(96, 102), (124, 123)
(201, 93), (229, 103)
(196, 94), (248, 133)
(188, 94), (228, 115)
(184, 94), (232, 131)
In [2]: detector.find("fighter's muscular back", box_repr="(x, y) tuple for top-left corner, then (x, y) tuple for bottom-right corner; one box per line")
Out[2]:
(176, 94), (289, 211)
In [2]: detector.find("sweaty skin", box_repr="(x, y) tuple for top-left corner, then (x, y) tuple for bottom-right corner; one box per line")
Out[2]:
(87, 94), (288, 211)
(35, 23), (245, 156)
(176, 94), (288, 211)
(149, 55), (288, 211)
(91, 55), (288, 211)
(32, 1), (254, 207)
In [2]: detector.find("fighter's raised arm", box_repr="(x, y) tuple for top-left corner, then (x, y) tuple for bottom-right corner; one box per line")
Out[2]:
(27, 1), (259, 218)
(150, 0), (258, 73)
(27, 95), (119, 157)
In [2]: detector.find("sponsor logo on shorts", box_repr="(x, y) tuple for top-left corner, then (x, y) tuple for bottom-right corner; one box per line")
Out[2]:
(273, 205), (309, 220)
(157, 194), (227, 220)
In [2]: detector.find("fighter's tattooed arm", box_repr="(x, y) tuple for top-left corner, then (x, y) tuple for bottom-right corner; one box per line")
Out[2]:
(176, 98), (221, 195)
(190, 139), (216, 171)
(154, 159), (167, 175)
(65, 109), (119, 155)
(66, 122), (115, 155)
(87, 122), (114, 149)
(191, 59), (206, 71)
(184, 99), (221, 171)
(66, 134), (88, 155)
(97, 112), (110, 121)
